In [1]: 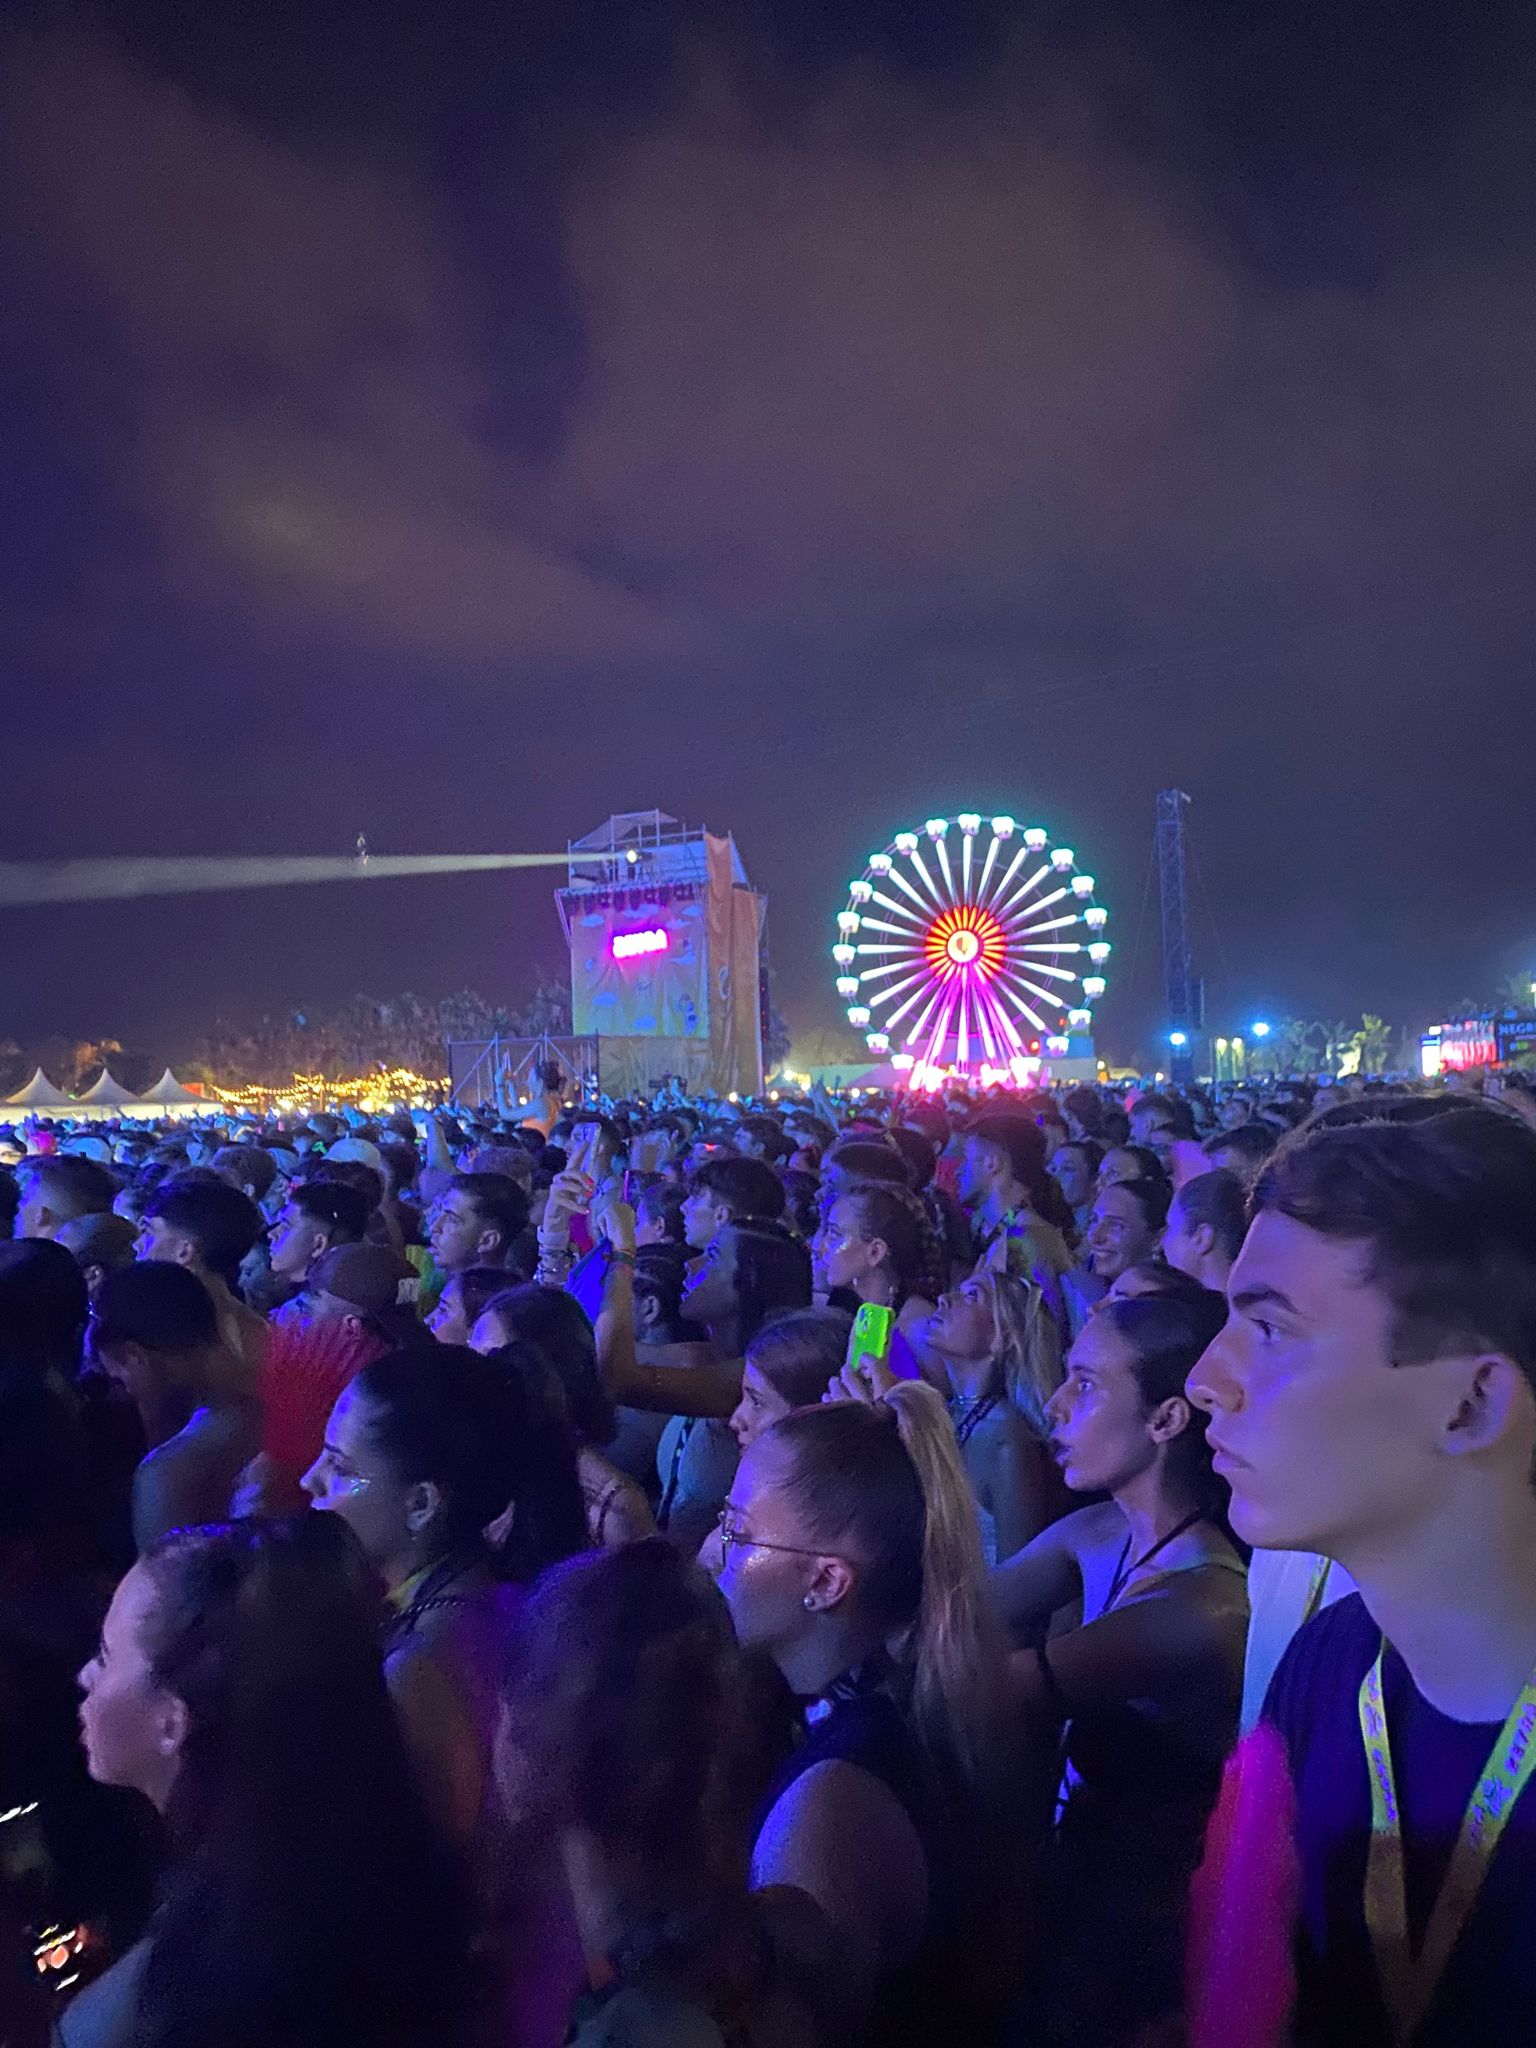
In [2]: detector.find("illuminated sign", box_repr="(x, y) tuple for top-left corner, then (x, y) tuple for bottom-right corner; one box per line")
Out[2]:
(611, 927), (670, 961)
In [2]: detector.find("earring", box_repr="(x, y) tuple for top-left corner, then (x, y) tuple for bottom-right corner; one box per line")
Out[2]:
(802, 1594), (816, 1610)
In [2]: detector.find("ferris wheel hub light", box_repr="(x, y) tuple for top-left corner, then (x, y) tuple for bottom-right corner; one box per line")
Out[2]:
(946, 928), (982, 966)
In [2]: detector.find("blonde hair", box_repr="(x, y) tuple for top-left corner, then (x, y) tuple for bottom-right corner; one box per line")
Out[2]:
(973, 1267), (1064, 1431)
(884, 1380), (1012, 1791)
(768, 1381), (1010, 1796)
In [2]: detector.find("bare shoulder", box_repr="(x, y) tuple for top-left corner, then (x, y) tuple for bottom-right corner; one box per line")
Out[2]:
(1054, 1499), (1125, 1559)
(756, 1758), (924, 1878)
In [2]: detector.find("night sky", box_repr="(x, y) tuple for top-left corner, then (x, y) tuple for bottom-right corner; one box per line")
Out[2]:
(3, 0), (1534, 1063)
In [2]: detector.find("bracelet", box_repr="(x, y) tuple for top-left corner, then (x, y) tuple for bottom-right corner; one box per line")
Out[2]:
(603, 1249), (636, 1268)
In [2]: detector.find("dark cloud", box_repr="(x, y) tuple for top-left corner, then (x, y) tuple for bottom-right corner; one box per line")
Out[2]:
(2, 6), (1534, 1056)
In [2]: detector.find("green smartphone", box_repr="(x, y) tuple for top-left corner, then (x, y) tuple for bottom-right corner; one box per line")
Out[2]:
(848, 1302), (895, 1381)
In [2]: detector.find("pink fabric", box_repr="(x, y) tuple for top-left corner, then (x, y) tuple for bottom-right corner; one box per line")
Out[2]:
(1185, 1722), (1299, 2048)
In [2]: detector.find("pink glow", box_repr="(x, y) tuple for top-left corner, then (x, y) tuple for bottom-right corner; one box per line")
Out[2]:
(611, 926), (670, 961)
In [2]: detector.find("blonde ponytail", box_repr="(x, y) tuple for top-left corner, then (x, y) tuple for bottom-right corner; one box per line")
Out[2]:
(884, 1381), (1010, 1794)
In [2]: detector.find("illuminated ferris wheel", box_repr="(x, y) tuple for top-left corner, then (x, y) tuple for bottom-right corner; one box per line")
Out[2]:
(833, 814), (1110, 1087)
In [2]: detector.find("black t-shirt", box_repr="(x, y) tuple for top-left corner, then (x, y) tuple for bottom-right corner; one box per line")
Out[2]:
(1266, 1593), (1536, 2048)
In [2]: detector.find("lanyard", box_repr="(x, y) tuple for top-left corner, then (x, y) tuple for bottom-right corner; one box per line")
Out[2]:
(950, 1390), (1000, 1449)
(1103, 1508), (1207, 1612)
(1300, 1553), (1333, 1627)
(1358, 1643), (1536, 2044)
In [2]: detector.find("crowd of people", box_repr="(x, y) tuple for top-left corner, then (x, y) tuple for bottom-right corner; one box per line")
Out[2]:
(3, 1060), (1536, 2047)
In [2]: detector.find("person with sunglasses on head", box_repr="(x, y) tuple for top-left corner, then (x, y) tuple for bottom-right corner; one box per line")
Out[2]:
(919, 1265), (1067, 1563)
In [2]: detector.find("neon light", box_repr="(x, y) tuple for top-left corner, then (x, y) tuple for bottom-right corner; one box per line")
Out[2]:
(835, 813), (1108, 1086)
(924, 905), (1005, 981)
(611, 927), (669, 961)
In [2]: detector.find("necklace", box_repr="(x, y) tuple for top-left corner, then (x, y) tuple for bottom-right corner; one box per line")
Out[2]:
(948, 1388), (1000, 1449)
(1103, 1508), (1208, 1612)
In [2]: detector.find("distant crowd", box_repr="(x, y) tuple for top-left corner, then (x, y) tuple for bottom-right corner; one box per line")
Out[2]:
(3, 1060), (1536, 2048)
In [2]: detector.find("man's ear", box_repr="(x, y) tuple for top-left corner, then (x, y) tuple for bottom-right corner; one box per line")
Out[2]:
(1442, 1355), (1535, 1461)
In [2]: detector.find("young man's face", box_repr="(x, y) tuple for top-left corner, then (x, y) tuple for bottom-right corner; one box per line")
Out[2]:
(1187, 1208), (1489, 1557)
(268, 1202), (327, 1281)
(430, 1190), (492, 1273)
(955, 1138), (999, 1207)
(682, 1186), (729, 1251)
(134, 1213), (200, 1271)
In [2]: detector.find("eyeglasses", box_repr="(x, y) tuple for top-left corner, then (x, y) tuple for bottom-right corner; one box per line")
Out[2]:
(715, 1509), (826, 1560)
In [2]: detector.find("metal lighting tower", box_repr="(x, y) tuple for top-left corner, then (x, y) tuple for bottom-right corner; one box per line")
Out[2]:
(1156, 789), (1196, 1085)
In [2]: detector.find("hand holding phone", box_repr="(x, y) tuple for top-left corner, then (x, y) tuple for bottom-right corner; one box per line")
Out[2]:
(828, 1304), (899, 1404)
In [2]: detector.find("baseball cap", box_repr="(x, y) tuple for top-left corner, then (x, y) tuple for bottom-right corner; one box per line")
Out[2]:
(325, 1137), (385, 1173)
(309, 1236), (417, 1318)
(64, 1134), (113, 1163)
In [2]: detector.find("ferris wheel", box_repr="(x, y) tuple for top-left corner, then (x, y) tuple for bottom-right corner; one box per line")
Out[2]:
(833, 814), (1110, 1088)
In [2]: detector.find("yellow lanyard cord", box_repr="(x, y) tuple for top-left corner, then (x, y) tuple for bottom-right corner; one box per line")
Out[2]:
(1300, 1553), (1332, 1627)
(1358, 1644), (1536, 2045)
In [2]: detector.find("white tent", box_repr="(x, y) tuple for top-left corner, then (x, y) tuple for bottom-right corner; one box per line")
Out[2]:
(139, 1067), (203, 1105)
(2, 1067), (76, 1111)
(133, 1068), (211, 1120)
(76, 1070), (138, 1106)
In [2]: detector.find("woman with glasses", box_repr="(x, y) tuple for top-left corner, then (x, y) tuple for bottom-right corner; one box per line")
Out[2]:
(703, 1382), (1021, 2045)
